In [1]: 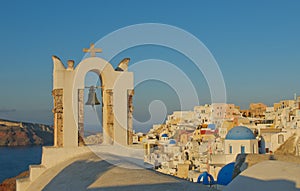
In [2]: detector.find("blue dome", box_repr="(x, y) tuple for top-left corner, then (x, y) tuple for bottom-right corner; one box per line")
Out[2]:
(161, 134), (168, 138)
(208, 124), (216, 130)
(225, 126), (255, 140)
(169, 139), (176, 144)
(217, 162), (235, 185)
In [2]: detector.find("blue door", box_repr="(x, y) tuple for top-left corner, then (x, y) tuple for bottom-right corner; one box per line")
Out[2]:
(241, 146), (245, 154)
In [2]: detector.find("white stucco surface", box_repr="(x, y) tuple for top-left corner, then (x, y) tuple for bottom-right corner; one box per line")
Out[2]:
(24, 151), (212, 191)
(224, 160), (300, 191)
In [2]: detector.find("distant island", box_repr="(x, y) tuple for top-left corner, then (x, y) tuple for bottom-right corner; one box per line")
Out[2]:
(0, 119), (53, 146)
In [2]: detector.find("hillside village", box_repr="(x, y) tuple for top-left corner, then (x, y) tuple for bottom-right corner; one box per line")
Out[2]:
(135, 96), (300, 187)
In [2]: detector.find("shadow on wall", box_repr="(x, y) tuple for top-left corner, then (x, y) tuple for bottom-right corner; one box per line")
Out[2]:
(43, 159), (114, 191)
(42, 154), (206, 191)
(223, 175), (300, 191)
(87, 183), (200, 191)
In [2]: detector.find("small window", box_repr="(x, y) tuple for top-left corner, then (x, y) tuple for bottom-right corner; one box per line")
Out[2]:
(229, 145), (232, 154)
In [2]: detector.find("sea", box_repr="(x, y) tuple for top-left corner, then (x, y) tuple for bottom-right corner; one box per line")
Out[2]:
(0, 146), (42, 183)
(0, 124), (141, 183)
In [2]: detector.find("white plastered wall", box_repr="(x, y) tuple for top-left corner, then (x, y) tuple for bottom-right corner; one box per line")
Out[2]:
(224, 139), (258, 155)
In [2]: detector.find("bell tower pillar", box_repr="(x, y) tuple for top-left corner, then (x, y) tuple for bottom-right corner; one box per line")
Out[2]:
(78, 89), (85, 146)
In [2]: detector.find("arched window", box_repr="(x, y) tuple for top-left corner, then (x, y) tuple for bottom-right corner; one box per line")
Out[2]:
(278, 134), (284, 144)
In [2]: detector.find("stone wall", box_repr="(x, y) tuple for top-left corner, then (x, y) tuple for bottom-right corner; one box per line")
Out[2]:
(275, 133), (300, 156)
(78, 89), (85, 146)
(104, 89), (114, 144)
(52, 89), (63, 147)
(127, 89), (134, 145)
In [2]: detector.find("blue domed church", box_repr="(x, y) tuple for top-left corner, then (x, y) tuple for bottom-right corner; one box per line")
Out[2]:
(224, 126), (258, 155)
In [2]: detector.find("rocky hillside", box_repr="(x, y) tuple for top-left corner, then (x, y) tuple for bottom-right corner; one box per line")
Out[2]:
(0, 119), (53, 146)
(0, 171), (28, 191)
(84, 133), (103, 145)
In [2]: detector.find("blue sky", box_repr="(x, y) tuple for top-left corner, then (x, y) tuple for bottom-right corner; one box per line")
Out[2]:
(0, 1), (300, 129)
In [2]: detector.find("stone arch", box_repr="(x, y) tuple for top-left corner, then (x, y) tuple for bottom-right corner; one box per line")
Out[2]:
(73, 58), (115, 145)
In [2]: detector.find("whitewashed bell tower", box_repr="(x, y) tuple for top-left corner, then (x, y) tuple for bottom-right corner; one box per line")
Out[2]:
(52, 44), (134, 147)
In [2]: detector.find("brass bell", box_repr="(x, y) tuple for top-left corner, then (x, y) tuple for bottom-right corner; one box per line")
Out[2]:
(85, 86), (100, 107)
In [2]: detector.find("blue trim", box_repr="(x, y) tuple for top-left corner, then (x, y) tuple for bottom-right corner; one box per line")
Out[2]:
(241, 146), (245, 154)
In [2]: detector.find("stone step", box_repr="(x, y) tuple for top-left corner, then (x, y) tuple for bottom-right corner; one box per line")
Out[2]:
(16, 165), (46, 191)
(16, 177), (31, 191)
(29, 165), (46, 181)
(16, 146), (93, 191)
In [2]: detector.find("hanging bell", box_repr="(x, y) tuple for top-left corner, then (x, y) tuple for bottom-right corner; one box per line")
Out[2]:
(85, 86), (101, 107)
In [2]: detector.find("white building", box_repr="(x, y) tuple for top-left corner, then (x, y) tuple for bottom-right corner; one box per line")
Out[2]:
(210, 126), (259, 166)
(194, 104), (212, 125)
(224, 126), (258, 155)
(167, 111), (195, 125)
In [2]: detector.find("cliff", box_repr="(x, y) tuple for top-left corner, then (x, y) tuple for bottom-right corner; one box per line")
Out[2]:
(0, 119), (53, 146)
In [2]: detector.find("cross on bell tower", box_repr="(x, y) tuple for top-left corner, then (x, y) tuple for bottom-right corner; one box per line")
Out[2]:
(83, 43), (102, 57)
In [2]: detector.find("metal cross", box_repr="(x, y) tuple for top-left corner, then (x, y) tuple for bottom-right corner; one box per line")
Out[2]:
(83, 43), (102, 57)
